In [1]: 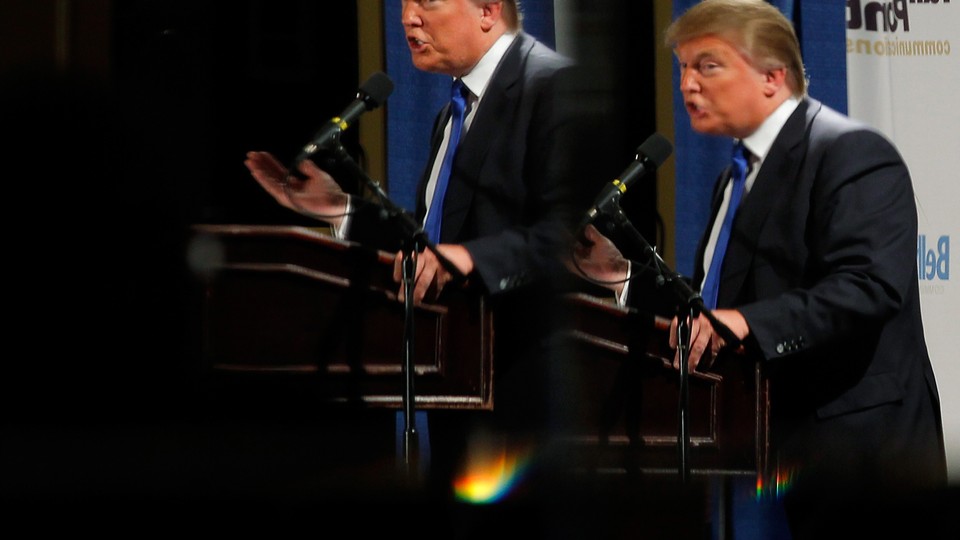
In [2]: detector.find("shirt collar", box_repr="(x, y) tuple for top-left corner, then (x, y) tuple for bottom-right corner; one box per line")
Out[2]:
(457, 32), (517, 100)
(739, 97), (800, 161)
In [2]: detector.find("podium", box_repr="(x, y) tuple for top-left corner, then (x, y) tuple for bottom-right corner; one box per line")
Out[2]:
(190, 224), (769, 476)
(190, 224), (493, 410)
(562, 293), (770, 476)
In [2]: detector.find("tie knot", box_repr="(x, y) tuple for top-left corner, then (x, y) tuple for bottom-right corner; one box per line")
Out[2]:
(731, 141), (750, 179)
(452, 79), (468, 103)
(733, 141), (749, 160)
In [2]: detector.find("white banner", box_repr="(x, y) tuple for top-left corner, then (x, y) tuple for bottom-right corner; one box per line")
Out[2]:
(846, 0), (960, 482)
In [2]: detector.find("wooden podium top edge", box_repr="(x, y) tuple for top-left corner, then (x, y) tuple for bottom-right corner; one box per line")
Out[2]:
(191, 223), (395, 264)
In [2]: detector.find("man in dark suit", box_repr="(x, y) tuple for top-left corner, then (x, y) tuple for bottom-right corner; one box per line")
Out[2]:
(573, 0), (946, 536)
(244, 0), (584, 507)
(246, 0), (577, 301)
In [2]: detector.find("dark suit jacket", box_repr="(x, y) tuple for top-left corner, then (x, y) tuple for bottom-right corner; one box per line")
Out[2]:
(349, 32), (580, 296)
(693, 97), (945, 509)
(347, 32), (585, 432)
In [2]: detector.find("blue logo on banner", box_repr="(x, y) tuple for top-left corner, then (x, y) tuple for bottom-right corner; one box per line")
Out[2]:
(918, 235), (949, 281)
(847, 0), (954, 34)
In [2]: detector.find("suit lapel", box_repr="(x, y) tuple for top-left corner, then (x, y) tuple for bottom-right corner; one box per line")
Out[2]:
(416, 106), (453, 222)
(693, 168), (733, 286)
(716, 98), (820, 307)
(436, 33), (530, 242)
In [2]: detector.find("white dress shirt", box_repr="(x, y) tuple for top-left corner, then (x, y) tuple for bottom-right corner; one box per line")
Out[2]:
(335, 33), (518, 240)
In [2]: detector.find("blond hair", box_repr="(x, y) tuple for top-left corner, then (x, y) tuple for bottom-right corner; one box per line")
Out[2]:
(504, 1), (523, 30)
(665, 0), (808, 97)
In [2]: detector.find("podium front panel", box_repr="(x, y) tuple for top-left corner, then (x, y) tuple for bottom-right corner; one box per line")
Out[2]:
(558, 293), (770, 475)
(190, 225), (769, 473)
(191, 224), (493, 410)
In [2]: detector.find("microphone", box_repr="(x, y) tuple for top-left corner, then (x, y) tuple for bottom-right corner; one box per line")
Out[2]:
(577, 133), (673, 234)
(292, 71), (394, 165)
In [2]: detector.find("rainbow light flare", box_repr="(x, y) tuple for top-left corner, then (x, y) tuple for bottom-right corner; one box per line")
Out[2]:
(755, 467), (797, 500)
(452, 446), (531, 504)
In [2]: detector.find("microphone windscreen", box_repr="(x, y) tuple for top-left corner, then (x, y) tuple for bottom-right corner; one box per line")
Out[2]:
(637, 133), (673, 168)
(360, 71), (394, 109)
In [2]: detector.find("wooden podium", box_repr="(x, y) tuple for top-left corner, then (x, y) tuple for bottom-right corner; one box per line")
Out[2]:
(191, 224), (493, 410)
(561, 293), (770, 476)
(190, 224), (769, 476)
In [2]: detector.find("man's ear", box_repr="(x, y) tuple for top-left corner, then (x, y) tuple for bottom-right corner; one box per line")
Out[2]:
(479, 1), (504, 31)
(762, 66), (788, 97)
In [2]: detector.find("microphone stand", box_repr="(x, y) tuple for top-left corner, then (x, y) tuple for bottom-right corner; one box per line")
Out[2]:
(320, 144), (467, 480)
(599, 205), (741, 483)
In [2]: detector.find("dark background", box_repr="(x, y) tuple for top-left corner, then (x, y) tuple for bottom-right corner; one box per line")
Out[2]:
(1, 1), (364, 419)
(0, 0), (663, 532)
(0, 0), (658, 415)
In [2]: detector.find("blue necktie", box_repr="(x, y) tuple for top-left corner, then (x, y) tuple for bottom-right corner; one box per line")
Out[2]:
(701, 142), (750, 310)
(423, 79), (468, 244)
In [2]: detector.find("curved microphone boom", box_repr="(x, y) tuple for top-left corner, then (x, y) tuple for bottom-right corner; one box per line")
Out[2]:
(292, 71), (395, 165)
(577, 132), (673, 234)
